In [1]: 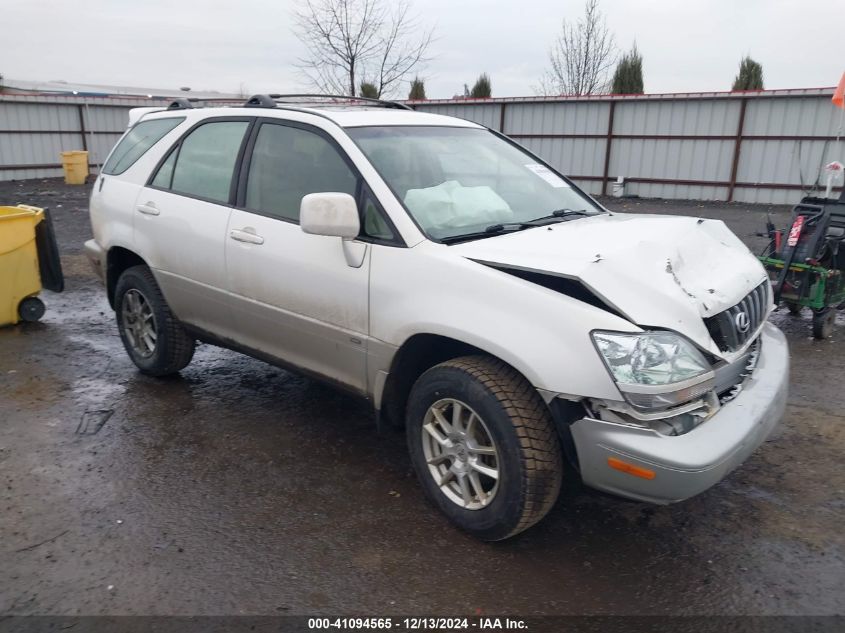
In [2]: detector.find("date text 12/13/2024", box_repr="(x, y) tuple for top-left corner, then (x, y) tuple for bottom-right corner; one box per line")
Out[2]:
(307, 617), (528, 630)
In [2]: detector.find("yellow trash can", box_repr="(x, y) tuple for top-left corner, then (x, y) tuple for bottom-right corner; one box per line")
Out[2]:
(60, 150), (89, 185)
(0, 205), (63, 326)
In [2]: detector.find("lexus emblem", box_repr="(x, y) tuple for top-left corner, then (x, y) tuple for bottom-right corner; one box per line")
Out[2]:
(735, 311), (751, 333)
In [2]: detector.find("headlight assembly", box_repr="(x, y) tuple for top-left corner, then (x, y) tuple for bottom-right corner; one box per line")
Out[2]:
(592, 331), (714, 411)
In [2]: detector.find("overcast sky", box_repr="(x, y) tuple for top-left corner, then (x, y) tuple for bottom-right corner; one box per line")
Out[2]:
(4, 0), (844, 98)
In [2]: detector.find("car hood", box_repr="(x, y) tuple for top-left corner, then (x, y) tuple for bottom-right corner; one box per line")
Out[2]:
(449, 212), (769, 357)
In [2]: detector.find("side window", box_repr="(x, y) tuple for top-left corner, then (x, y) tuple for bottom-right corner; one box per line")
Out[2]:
(166, 121), (249, 203)
(151, 149), (177, 189)
(245, 123), (357, 222)
(362, 194), (395, 241)
(102, 117), (184, 175)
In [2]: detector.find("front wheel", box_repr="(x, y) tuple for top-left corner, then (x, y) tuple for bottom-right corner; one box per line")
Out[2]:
(812, 307), (836, 339)
(114, 265), (195, 376)
(406, 356), (563, 541)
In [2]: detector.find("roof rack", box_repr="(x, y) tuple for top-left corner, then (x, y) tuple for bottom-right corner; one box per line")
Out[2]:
(244, 94), (278, 108)
(244, 93), (412, 111)
(167, 98), (195, 110)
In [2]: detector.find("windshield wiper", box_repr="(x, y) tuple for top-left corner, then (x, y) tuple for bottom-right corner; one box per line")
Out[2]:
(440, 223), (526, 244)
(483, 210), (590, 234)
(440, 209), (594, 245)
(523, 208), (591, 225)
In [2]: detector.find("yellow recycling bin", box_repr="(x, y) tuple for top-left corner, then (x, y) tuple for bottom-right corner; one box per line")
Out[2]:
(0, 205), (64, 326)
(60, 150), (89, 185)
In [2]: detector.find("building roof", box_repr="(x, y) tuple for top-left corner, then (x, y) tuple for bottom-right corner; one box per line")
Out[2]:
(1, 78), (240, 100)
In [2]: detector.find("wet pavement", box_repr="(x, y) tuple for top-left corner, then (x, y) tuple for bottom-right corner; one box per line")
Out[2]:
(0, 180), (843, 616)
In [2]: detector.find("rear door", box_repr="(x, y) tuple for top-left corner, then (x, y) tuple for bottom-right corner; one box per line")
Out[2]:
(224, 119), (374, 392)
(91, 116), (186, 268)
(135, 117), (252, 337)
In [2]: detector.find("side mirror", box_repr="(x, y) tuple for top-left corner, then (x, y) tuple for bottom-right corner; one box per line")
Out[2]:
(300, 192), (360, 239)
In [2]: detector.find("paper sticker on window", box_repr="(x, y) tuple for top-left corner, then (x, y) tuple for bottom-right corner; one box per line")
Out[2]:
(525, 164), (569, 188)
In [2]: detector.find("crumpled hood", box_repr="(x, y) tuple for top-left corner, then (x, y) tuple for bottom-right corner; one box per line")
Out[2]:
(450, 212), (769, 357)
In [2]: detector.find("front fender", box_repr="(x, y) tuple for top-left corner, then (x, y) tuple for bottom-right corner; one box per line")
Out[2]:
(369, 242), (634, 401)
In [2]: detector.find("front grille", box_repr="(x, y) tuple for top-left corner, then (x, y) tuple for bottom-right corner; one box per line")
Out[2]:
(714, 336), (761, 401)
(705, 281), (769, 352)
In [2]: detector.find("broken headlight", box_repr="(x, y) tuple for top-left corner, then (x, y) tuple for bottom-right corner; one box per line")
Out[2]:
(592, 331), (714, 411)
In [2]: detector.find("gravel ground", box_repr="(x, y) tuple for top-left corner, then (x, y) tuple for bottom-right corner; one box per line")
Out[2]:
(0, 179), (843, 619)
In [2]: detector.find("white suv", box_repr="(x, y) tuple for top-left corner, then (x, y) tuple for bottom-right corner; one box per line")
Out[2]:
(85, 95), (789, 540)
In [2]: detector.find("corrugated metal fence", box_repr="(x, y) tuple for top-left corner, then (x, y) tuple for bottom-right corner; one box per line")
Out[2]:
(412, 88), (845, 204)
(2, 89), (844, 204)
(0, 94), (159, 181)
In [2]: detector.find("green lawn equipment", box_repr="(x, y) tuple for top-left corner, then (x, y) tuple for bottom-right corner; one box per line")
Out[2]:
(759, 188), (845, 338)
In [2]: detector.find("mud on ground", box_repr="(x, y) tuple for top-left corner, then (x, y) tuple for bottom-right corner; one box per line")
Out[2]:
(0, 180), (842, 616)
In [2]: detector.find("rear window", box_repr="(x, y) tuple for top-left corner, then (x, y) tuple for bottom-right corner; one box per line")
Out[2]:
(102, 117), (184, 175)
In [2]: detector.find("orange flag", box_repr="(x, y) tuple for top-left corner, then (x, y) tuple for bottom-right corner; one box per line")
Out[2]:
(834, 71), (845, 109)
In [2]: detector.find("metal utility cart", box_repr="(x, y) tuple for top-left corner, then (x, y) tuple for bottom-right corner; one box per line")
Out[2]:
(759, 190), (845, 338)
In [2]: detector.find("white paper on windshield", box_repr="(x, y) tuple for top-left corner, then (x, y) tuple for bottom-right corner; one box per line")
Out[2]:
(524, 164), (570, 188)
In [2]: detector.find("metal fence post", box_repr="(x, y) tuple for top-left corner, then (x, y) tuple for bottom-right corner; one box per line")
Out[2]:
(76, 104), (88, 151)
(601, 100), (616, 196)
(727, 97), (748, 202)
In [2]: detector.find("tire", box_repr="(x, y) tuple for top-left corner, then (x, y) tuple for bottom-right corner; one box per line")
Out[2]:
(786, 301), (802, 316)
(812, 307), (836, 339)
(18, 296), (45, 322)
(406, 355), (563, 541)
(114, 265), (195, 376)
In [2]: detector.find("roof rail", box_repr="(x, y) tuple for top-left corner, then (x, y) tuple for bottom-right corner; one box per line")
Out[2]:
(244, 93), (412, 110)
(167, 98), (195, 110)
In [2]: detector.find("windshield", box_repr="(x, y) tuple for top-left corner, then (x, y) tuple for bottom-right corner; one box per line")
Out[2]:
(347, 126), (603, 241)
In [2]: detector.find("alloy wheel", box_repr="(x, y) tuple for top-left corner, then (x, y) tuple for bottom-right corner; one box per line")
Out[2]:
(421, 398), (500, 510)
(121, 289), (157, 358)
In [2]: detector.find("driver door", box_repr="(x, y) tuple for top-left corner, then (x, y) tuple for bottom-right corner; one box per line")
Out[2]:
(224, 120), (370, 393)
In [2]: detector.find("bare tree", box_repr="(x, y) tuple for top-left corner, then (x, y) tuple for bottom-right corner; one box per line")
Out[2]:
(537, 0), (617, 96)
(293, 0), (433, 98)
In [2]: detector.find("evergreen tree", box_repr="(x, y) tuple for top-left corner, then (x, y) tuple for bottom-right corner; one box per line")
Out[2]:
(359, 82), (380, 98)
(408, 77), (426, 100)
(611, 44), (644, 94)
(470, 73), (492, 98)
(732, 56), (764, 91)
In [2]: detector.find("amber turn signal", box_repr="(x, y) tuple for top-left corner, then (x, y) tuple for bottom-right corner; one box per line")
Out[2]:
(607, 457), (656, 480)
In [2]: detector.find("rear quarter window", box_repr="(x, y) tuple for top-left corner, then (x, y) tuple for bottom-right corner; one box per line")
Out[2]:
(102, 117), (185, 175)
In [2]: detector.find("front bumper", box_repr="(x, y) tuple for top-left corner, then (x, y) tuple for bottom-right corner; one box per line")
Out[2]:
(570, 322), (789, 504)
(83, 239), (105, 283)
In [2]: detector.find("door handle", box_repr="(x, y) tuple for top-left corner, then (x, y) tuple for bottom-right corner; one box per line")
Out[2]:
(229, 228), (265, 245)
(137, 202), (160, 216)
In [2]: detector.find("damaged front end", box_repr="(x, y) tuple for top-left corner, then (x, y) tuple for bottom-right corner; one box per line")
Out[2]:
(586, 333), (761, 438)
(453, 212), (772, 359)
(452, 212), (788, 503)
(566, 322), (788, 505)
(585, 278), (771, 438)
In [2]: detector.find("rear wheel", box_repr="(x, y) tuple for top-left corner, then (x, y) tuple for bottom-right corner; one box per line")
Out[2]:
(812, 307), (836, 339)
(406, 356), (563, 541)
(114, 265), (195, 376)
